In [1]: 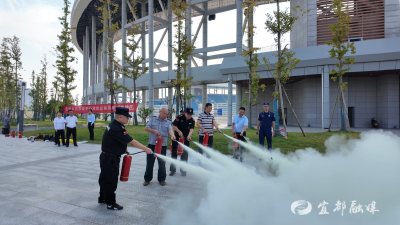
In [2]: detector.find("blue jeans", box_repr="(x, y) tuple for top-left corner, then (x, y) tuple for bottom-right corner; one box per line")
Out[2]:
(259, 129), (272, 150)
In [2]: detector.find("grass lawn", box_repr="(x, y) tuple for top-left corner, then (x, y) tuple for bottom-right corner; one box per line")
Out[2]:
(10, 118), (110, 128)
(22, 125), (360, 155)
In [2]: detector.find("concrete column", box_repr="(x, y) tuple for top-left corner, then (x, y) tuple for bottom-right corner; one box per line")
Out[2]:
(202, 84), (207, 109)
(323, 65), (330, 128)
(141, 4), (146, 72)
(186, 0), (192, 108)
(102, 19), (108, 104)
(203, 1), (208, 66)
(97, 42), (102, 84)
(83, 34), (87, 106)
(149, 0), (154, 113)
(228, 74), (233, 126)
(121, 0), (127, 103)
(236, 82), (242, 109)
(142, 90), (147, 109)
(91, 15), (97, 105)
(85, 26), (90, 105)
(236, 0), (243, 56)
(19, 82), (26, 132)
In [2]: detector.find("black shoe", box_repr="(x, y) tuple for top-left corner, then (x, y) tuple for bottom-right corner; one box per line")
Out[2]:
(143, 181), (150, 186)
(169, 171), (175, 176)
(74, 145), (78, 147)
(181, 171), (186, 176)
(98, 197), (106, 204)
(65, 145), (69, 148)
(159, 181), (166, 186)
(107, 203), (123, 210)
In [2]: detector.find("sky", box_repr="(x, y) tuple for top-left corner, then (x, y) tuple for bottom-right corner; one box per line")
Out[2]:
(0, 0), (290, 100)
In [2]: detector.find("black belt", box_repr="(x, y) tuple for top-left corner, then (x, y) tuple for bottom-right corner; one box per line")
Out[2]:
(102, 151), (120, 157)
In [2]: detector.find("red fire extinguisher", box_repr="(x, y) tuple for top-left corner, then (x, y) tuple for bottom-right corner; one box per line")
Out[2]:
(233, 135), (239, 149)
(177, 137), (185, 156)
(11, 131), (15, 138)
(120, 154), (132, 182)
(18, 132), (22, 138)
(154, 136), (163, 157)
(203, 133), (209, 147)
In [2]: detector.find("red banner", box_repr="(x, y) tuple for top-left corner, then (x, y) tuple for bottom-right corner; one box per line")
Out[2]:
(63, 103), (138, 114)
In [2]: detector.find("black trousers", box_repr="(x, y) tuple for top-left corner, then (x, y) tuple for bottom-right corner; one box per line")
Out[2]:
(98, 153), (120, 205)
(198, 135), (214, 157)
(144, 144), (167, 182)
(66, 127), (77, 146)
(234, 132), (246, 158)
(170, 139), (189, 173)
(55, 130), (65, 146)
(88, 122), (94, 140)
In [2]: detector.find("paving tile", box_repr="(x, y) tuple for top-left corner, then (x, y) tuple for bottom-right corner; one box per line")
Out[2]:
(65, 207), (119, 224)
(35, 200), (80, 214)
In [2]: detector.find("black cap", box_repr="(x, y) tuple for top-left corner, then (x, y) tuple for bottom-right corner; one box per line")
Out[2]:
(185, 107), (194, 115)
(115, 107), (132, 118)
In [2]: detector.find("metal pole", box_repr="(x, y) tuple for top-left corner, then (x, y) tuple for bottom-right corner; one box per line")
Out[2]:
(122, 0), (127, 103)
(236, 0), (243, 56)
(85, 26), (90, 105)
(149, 0), (154, 115)
(168, 0), (173, 115)
(202, 84), (207, 110)
(141, 4), (146, 73)
(203, 1), (208, 66)
(186, 0), (192, 108)
(19, 82), (26, 133)
(228, 74), (233, 126)
(91, 15), (97, 105)
(103, 19), (108, 104)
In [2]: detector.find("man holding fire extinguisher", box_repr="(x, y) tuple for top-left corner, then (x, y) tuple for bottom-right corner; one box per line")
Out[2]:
(143, 108), (176, 186)
(170, 107), (195, 176)
(197, 103), (222, 157)
(99, 107), (153, 210)
(232, 107), (248, 161)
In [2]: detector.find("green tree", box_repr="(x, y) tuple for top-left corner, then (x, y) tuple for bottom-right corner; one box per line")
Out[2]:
(0, 38), (16, 115)
(138, 107), (154, 125)
(6, 36), (23, 119)
(263, 0), (308, 137)
(54, 0), (78, 113)
(241, 0), (265, 128)
(326, 0), (356, 132)
(97, 0), (124, 122)
(122, 0), (148, 125)
(170, 0), (196, 113)
(39, 55), (49, 121)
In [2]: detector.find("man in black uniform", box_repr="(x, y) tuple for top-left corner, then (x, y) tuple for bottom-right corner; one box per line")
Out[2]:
(170, 107), (195, 176)
(98, 107), (153, 210)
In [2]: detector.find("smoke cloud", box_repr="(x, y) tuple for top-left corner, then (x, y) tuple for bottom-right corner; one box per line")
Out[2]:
(162, 130), (400, 225)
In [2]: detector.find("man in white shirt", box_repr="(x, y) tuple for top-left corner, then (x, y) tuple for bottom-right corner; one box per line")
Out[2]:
(54, 112), (66, 147)
(65, 109), (79, 147)
(87, 109), (96, 141)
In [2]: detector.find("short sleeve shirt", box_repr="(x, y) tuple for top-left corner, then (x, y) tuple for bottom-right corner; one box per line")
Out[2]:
(197, 111), (215, 136)
(146, 116), (172, 146)
(101, 120), (134, 155)
(172, 114), (195, 137)
(3, 117), (10, 127)
(233, 114), (249, 133)
(258, 111), (275, 131)
(65, 116), (78, 128)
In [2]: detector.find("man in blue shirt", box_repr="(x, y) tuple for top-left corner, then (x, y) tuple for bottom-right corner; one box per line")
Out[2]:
(87, 109), (96, 141)
(231, 107), (248, 161)
(256, 102), (275, 150)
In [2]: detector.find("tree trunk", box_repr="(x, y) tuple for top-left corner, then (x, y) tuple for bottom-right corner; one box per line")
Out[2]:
(278, 82), (287, 139)
(328, 85), (340, 131)
(282, 84), (305, 137)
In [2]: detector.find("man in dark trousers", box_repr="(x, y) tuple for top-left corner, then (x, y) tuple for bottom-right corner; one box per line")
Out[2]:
(87, 109), (96, 141)
(256, 102), (276, 150)
(143, 108), (176, 186)
(99, 107), (153, 210)
(65, 109), (78, 147)
(170, 107), (195, 176)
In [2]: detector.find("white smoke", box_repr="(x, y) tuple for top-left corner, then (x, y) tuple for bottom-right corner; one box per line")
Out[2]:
(162, 131), (400, 225)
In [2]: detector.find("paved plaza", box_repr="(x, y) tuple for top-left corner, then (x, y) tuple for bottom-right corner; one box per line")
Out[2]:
(0, 135), (206, 225)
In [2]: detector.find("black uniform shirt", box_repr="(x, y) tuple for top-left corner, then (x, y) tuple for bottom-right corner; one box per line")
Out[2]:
(101, 119), (133, 155)
(172, 114), (195, 137)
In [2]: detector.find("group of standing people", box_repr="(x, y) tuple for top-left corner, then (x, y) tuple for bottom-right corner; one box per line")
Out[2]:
(53, 109), (96, 147)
